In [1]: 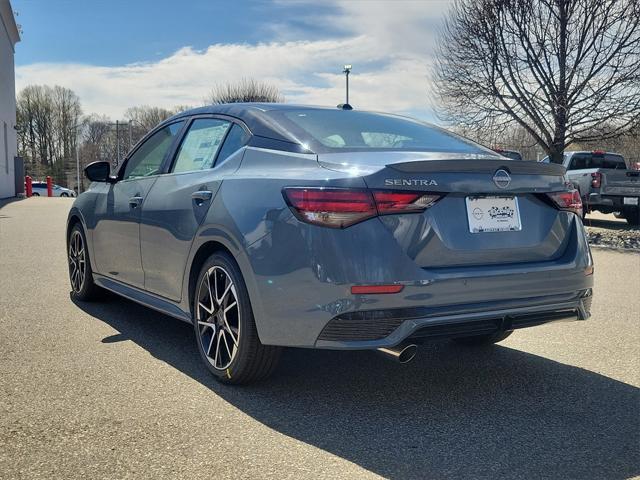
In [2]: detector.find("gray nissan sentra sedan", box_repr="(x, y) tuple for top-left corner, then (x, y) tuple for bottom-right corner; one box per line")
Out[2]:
(67, 103), (594, 384)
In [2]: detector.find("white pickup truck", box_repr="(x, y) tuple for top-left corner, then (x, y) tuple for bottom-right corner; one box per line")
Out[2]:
(543, 151), (640, 225)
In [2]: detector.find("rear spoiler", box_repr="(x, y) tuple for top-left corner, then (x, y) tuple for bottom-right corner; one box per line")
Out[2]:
(388, 159), (566, 176)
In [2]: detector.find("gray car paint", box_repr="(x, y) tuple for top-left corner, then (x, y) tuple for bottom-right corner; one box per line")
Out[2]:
(68, 105), (594, 350)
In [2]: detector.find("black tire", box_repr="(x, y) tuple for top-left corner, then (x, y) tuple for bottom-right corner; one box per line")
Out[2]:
(193, 252), (282, 385)
(453, 330), (513, 346)
(32, 192), (40, 196)
(60, 192), (68, 197)
(623, 206), (640, 226)
(68, 223), (102, 301)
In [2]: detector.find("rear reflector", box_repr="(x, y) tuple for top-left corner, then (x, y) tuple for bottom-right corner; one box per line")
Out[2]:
(547, 190), (583, 217)
(351, 285), (404, 295)
(283, 187), (442, 228)
(591, 172), (601, 188)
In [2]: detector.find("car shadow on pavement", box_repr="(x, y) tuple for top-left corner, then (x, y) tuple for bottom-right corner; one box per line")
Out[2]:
(73, 294), (639, 480)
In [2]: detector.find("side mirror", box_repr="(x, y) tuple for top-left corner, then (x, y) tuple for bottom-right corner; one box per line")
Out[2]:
(84, 161), (114, 183)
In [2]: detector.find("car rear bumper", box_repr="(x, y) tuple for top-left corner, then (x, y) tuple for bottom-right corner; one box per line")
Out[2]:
(314, 289), (592, 349)
(587, 193), (639, 208)
(245, 213), (594, 349)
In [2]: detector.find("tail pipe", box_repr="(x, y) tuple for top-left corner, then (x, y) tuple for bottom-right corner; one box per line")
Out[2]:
(376, 342), (418, 364)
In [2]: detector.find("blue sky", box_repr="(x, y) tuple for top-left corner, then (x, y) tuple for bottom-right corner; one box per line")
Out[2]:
(13, 0), (450, 120)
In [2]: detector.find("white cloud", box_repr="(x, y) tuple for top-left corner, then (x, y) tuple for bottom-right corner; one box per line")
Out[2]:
(15, 1), (451, 121)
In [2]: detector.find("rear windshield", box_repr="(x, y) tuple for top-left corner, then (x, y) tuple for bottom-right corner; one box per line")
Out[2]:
(568, 153), (626, 170)
(270, 109), (488, 154)
(498, 150), (523, 161)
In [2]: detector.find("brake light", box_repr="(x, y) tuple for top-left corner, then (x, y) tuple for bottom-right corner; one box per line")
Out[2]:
(283, 187), (442, 228)
(547, 190), (583, 217)
(592, 150), (605, 155)
(591, 172), (601, 188)
(372, 191), (441, 214)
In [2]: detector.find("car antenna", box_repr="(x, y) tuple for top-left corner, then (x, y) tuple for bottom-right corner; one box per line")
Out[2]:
(337, 103), (353, 110)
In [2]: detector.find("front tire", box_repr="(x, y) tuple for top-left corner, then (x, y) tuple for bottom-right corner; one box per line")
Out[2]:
(193, 252), (281, 385)
(453, 330), (513, 346)
(68, 224), (102, 301)
(60, 192), (68, 197)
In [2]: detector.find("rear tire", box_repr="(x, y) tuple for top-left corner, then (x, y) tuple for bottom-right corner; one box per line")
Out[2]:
(623, 206), (640, 226)
(193, 252), (282, 385)
(32, 192), (40, 196)
(453, 330), (513, 346)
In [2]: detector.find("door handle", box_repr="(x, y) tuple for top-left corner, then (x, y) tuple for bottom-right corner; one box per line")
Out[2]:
(129, 196), (144, 208)
(192, 190), (213, 206)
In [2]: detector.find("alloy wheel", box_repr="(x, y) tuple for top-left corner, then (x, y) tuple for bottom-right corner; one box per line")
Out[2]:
(196, 266), (240, 370)
(68, 230), (86, 293)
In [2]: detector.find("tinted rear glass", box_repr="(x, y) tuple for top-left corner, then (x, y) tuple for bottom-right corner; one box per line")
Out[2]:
(500, 151), (523, 161)
(569, 153), (626, 170)
(271, 110), (487, 154)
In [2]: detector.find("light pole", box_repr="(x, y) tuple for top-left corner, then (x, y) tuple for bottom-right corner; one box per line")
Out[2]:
(343, 64), (352, 105)
(71, 122), (83, 195)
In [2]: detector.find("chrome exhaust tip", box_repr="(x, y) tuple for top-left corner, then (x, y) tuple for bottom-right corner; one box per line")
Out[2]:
(376, 343), (418, 364)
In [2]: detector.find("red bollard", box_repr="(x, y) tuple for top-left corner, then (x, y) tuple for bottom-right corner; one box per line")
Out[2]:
(25, 176), (32, 197)
(46, 176), (53, 197)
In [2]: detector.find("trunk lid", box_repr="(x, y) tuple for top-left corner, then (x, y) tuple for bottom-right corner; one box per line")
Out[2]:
(320, 152), (573, 268)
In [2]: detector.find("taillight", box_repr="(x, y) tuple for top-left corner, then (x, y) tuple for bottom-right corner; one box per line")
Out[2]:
(372, 191), (441, 214)
(283, 187), (442, 228)
(591, 172), (601, 188)
(547, 190), (583, 217)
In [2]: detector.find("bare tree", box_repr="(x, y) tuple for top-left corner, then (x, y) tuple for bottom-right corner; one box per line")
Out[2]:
(124, 105), (174, 132)
(16, 85), (82, 184)
(206, 78), (284, 104)
(435, 0), (640, 163)
(123, 105), (194, 148)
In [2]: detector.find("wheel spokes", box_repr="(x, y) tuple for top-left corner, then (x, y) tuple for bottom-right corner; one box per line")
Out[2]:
(69, 231), (86, 293)
(196, 265), (241, 370)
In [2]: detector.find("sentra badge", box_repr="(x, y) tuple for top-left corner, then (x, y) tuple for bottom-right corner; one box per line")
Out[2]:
(385, 179), (438, 187)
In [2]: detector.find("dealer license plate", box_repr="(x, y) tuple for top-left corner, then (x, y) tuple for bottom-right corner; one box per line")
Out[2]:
(466, 196), (522, 233)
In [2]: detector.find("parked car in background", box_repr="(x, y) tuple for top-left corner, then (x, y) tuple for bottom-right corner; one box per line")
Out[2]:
(542, 151), (640, 225)
(67, 104), (594, 385)
(31, 182), (76, 197)
(493, 148), (523, 161)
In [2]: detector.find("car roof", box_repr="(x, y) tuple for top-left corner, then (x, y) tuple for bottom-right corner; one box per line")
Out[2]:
(166, 104), (342, 145)
(166, 103), (427, 146)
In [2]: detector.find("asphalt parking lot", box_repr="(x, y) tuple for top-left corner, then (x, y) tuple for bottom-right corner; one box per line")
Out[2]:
(1, 198), (639, 480)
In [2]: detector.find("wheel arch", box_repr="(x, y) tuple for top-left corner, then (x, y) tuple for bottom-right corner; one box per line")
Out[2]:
(66, 209), (98, 272)
(66, 213), (83, 243)
(187, 240), (236, 318)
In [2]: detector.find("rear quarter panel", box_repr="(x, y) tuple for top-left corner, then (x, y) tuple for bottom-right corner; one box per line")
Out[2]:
(178, 147), (367, 331)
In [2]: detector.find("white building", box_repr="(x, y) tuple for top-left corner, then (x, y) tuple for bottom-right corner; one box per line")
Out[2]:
(0, 0), (20, 198)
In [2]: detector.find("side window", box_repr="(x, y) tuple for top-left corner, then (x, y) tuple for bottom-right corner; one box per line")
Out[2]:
(122, 121), (184, 180)
(172, 119), (231, 173)
(215, 124), (250, 165)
